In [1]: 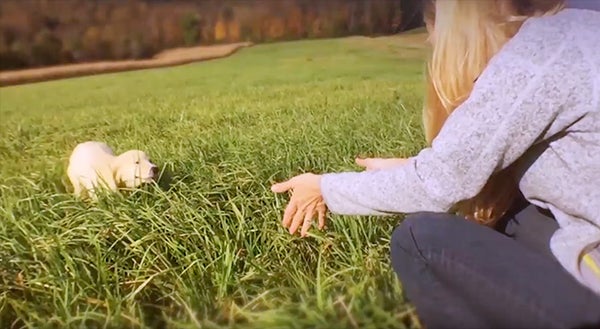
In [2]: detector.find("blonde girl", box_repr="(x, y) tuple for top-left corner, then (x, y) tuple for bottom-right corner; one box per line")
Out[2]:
(272, 0), (600, 327)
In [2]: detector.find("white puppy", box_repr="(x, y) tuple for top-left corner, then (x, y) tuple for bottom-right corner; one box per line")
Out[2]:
(67, 141), (158, 200)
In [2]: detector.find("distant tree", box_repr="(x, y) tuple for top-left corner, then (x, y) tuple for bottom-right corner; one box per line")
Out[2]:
(329, 1), (351, 36)
(1, 28), (18, 46)
(31, 29), (63, 66)
(287, 5), (305, 38)
(266, 16), (285, 41)
(129, 33), (155, 59)
(0, 32), (29, 70)
(93, 3), (111, 24)
(81, 25), (103, 60)
(362, 0), (374, 35)
(219, 5), (237, 43)
(222, 5), (234, 23)
(214, 18), (227, 42)
(42, 15), (60, 31)
(0, 51), (28, 70)
(162, 14), (183, 48)
(103, 25), (128, 59)
(227, 19), (241, 42)
(180, 12), (200, 46)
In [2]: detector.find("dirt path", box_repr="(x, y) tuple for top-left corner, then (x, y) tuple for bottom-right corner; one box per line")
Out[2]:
(0, 42), (253, 87)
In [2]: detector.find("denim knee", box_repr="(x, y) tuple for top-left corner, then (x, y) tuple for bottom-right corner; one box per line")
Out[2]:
(390, 212), (460, 272)
(391, 212), (449, 250)
(390, 214), (420, 257)
(391, 213), (432, 272)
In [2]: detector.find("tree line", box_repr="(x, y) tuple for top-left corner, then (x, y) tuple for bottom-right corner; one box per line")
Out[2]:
(0, 0), (423, 71)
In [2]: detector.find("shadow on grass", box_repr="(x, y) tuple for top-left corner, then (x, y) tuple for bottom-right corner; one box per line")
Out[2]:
(156, 165), (175, 191)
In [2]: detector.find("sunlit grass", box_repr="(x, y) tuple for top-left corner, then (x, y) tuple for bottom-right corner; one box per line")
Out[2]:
(0, 35), (428, 328)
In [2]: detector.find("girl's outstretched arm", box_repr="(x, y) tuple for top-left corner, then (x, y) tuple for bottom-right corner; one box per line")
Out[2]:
(320, 31), (588, 216)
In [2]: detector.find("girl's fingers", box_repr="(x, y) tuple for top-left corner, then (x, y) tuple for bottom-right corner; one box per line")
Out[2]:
(300, 204), (316, 237)
(271, 177), (295, 193)
(355, 157), (369, 168)
(318, 206), (326, 230)
(289, 204), (306, 234)
(282, 200), (298, 228)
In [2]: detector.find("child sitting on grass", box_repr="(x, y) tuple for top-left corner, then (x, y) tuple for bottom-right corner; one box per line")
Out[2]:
(272, 0), (600, 328)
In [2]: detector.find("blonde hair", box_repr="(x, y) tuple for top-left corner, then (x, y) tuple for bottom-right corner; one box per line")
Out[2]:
(422, 0), (565, 226)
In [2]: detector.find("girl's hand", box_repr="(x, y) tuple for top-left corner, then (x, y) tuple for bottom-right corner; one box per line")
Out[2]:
(271, 173), (327, 237)
(355, 157), (409, 171)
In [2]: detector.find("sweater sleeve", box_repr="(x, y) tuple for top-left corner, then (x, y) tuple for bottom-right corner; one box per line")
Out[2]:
(320, 39), (576, 216)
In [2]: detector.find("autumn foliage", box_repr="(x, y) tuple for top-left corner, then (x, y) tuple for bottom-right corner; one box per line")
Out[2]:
(0, 0), (419, 71)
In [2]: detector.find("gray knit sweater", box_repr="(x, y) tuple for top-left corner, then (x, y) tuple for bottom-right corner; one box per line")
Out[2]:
(320, 8), (600, 295)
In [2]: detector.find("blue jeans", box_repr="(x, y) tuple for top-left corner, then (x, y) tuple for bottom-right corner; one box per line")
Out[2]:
(390, 201), (600, 329)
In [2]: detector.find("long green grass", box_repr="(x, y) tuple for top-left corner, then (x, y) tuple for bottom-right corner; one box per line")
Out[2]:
(0, 34), (429, 329)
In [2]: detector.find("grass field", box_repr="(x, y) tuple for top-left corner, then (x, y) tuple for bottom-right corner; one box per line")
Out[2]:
(0, 33), (430, 329)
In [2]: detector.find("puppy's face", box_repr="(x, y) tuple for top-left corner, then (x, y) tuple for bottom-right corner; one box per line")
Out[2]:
(113, 150), (158, 188)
